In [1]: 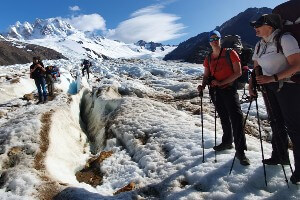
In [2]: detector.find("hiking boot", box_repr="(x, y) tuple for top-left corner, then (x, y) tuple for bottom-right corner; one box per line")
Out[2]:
(236, 151), (250, 166)
(290, 174), (300, 185)
(213, 143), (233, 151)
(262, 157), (290, 165)
(43, 100), (48, 104)
(36, 100), (43, 104)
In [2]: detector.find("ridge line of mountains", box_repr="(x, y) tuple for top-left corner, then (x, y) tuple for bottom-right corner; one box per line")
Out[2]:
(163, 7), (272, 63)
(0, 7), (272, 66)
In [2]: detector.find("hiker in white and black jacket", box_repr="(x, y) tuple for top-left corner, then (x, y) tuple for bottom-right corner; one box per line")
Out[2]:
(249, 13), (300, 185)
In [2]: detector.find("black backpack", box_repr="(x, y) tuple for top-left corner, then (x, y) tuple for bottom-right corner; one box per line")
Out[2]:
(83, 59), (91, 67)
(272, 1), (300, 83)
(273, 0), (300, 46)
(208, 35), (252, 90)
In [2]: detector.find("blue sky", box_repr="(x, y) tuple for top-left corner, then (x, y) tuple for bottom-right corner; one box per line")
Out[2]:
(1, 0), (287, 44)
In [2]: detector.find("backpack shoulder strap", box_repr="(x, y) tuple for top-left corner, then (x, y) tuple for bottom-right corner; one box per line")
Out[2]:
(256, 43), (261, 55)
(207, 52), (212, 65)
(274, 30), (285, 53)
(275, 31), (293, 53)
(225, 48), (234, 71)
(208, 49), (223, 76)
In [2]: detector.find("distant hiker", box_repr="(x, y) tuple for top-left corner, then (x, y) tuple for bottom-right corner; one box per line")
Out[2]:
(81, 59), (91, 79)
(249, 13), (300, 185)
(197, 30), (250, 166)
(30, 56), (47, 104)
(45, 65), (60, 96)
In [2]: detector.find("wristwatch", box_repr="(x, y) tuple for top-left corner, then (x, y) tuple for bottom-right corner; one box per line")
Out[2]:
(273, 74), (279, 82)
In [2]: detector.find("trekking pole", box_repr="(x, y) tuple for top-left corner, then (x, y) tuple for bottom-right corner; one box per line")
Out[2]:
(254, 96), (268, 187)
(200, 90), (205, 163)
(252, 71), (268, 187)
(255, 65), (292, 187)
(213, 89), (217, 163)
(249, 69), (268, 187)
(281, 164), (289, 188)
(240, 87), (249, 104)
(229, 99), (253, 174)
(260, 87), (291, 188)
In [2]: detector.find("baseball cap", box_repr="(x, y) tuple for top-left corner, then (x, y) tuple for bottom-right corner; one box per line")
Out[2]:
(250, 14), (282, 29)
(209, 30), (221, 38)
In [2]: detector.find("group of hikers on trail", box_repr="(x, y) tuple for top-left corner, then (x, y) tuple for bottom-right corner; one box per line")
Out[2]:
(30, 57), (92, 104)
(198, 0), (300, 185)
(27, 0), (300, 186)
(29, 56), (60, 104)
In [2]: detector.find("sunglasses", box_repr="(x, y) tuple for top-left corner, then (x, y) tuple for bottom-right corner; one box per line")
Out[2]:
(253, 23), (264, 28)
(252, 16), (268, 28)
(209, 37), (220, 42)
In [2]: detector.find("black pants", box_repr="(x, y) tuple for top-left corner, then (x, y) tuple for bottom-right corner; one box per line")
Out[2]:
(263, 86), (289, 161)
(46, 74), (54, 96)
(209, 86), (247, 152)
(82, 67), (90, 79)
(265, 82), (300, 178)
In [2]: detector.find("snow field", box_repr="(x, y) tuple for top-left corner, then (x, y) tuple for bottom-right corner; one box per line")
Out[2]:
(1, 51), (300, 199)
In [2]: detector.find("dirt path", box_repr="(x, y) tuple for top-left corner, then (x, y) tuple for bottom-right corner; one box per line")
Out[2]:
(34, 110), (61, 200)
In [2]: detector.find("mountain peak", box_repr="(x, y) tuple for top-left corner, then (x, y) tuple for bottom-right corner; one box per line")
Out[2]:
(164, 7), (272, 63)
(5, 18), (76, 40)
(135, 40), (164, 52)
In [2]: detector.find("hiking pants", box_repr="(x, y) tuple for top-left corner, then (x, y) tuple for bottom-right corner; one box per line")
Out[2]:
(34, 77), (47, 101)
(263, 86), (289, 162)
(46, 74), (54, 96)
(265, 82), (300, 178)
(209, 86), (247, 152)
(82, 67), (90, 79)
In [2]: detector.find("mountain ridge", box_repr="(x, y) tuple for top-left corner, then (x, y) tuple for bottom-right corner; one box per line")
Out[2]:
(135, 40), (175, 52)
(0, 39), (66, 66)
(164, 7), (272, 63)
(5, 18), (76, 40)
(0, 17), (176, 65)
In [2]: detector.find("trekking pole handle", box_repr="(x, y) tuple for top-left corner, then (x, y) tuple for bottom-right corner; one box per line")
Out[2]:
(198, 84), (205, 97)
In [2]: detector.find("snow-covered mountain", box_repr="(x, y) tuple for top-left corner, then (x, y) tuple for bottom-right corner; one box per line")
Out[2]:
(25, 32), (176, 61)
(6, 18), (76, 40)
(0, 34), (6, 41)
(135, 40), (175, 52)
(2, 18), (176, 62)
(164, 7), (272, 63)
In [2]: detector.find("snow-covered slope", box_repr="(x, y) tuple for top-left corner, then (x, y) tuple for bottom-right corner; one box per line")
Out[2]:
(3, 18), (176, 61)
(28, 33), (176, 61)
(0, 56), (299, 199)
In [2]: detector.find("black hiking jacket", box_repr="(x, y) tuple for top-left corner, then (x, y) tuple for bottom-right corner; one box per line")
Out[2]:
(30, 61), (45, 79)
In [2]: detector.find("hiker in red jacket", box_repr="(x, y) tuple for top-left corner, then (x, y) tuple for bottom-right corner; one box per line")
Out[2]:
(198, 30), (250, 166)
